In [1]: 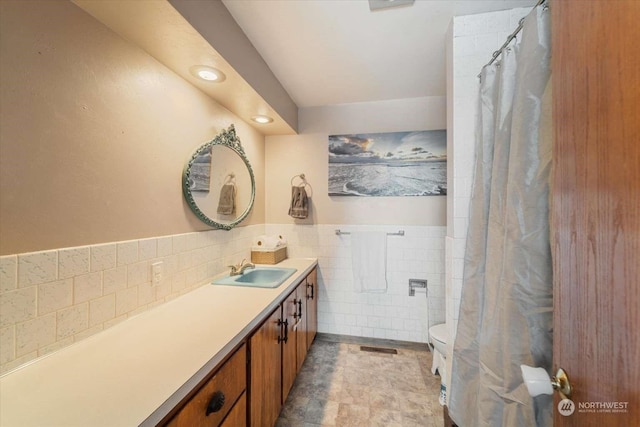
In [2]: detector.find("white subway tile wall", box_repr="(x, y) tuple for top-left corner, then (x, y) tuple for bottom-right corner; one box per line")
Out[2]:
(0, 224), (263, 374)
(266, 224), (446, 343)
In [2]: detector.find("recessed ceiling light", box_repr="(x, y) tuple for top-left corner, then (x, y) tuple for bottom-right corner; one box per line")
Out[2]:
(189, 65), (226, 82)
(251, 115), (274, 124)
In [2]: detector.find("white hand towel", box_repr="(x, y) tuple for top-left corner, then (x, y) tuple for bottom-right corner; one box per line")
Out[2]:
(351, 231), (387, 293)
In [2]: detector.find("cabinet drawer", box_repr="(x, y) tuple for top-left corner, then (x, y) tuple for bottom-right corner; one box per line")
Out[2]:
(167, 344), (246, 427)
(220, 392), (246, 427)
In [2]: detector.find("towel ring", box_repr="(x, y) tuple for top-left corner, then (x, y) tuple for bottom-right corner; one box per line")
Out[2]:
(290, 173), (313, 197)
(224, 173), (236, 184)
(290, 173), (306, 186)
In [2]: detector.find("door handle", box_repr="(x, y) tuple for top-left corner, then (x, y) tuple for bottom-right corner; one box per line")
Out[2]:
(520, 365), (572, 399)
(307, 282), (314, 300)
(277, 318), (289, 343)
(297, 300), (302, 318)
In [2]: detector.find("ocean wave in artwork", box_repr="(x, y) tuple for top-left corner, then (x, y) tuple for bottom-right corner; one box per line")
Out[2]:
(328, 161), (446, 197)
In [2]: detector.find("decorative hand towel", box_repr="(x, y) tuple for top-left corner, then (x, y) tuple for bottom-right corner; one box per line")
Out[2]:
(216, 183), (236, 215)
(288, 186), (308, 219)
(351, 231), (387, 293)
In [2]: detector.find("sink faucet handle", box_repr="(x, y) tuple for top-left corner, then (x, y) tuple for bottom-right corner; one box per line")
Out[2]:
(238, 261), (255, 274)
(227, 264), (239, 275)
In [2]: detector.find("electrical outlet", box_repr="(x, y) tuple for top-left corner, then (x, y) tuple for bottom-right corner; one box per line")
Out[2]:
(151, 261), (163, 286)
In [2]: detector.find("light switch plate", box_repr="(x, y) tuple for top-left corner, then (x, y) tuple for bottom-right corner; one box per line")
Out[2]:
(151, 261), (163, 286)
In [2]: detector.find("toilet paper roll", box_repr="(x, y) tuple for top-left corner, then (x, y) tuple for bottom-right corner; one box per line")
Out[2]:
(253, 234), (287, 249)
(253, 235), (268, 247)
(254, 235), (282, 249)
(520, 365), (554, 397)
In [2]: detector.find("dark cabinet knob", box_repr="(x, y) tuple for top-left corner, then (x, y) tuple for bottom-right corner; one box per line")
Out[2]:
(205, 390), (225, 416)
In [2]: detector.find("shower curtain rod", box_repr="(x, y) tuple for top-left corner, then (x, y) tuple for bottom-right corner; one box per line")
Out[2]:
(477, 0), (548, 78)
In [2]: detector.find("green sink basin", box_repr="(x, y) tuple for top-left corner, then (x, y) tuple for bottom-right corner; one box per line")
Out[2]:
(212, 267), (297, 288)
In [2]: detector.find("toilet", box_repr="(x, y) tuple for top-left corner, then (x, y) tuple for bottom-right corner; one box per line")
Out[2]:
(429, 323), (448, 365)
(429, 323), (448, 405)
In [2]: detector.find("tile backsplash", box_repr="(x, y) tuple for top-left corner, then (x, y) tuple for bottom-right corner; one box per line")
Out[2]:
(0, 225), (262, 374)
(1, 222), (445, 375)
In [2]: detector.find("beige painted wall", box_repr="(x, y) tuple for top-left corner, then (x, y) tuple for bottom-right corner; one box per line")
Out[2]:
(265, 97), (447, 225)
(0, 0), (265, 255)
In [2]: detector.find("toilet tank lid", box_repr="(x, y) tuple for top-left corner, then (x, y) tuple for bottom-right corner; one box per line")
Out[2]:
(429, 323), (448, 343)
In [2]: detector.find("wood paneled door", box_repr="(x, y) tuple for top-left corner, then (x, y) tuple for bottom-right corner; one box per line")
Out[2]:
(281, 289), (298, 404)
(305, 268), (318, 350)
(295, 284), (308, 373)
(249, 308), (282, 427)
(551, 0), (640, 425)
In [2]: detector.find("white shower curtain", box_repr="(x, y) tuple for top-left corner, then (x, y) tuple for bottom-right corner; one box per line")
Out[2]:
(449, 5), (553, 427)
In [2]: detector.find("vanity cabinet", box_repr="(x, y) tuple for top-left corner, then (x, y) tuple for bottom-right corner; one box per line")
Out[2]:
(162, 266), (318, 427)
(249, 267), (318, 427)
(305, 267), (318, 350)
(166, 344), (246, 427)
(0, 258), (318, 427)
(249, 285), (299, 427)
(294, 282), (308, 373)
(281, 286), (299, 401)
(248, 306), (282, 427)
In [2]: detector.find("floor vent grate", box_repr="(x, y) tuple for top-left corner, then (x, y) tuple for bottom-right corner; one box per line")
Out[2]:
(360, 346), (398, 355)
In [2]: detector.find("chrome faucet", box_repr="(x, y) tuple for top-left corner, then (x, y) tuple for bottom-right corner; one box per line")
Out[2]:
(228, 259), (255, 276)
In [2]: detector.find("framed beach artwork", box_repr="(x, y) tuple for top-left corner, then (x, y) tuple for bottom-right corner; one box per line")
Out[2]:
(187, 146), (212, 192)
(328, 130), (447, 196)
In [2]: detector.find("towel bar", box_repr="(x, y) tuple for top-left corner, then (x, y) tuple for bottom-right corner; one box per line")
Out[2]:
(335, 229), (404, 236)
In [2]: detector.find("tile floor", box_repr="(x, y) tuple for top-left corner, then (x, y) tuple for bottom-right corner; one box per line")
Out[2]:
(276, 335), (443, 427)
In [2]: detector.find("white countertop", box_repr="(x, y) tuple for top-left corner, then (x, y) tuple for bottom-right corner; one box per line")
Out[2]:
(0, 258), (317, 427)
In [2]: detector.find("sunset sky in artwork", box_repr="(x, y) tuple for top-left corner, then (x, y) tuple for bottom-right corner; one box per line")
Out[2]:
(329, 130), (446, 163)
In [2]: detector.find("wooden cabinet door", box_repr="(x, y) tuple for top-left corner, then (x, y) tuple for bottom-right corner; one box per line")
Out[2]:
(295, 284), (308, 373)
(281, 289), (298, 403)
(305, 268), (318, 351)
(249, 308), (281, 427)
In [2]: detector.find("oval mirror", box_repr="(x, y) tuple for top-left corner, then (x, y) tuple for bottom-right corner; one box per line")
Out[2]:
(182, 125), (255, 229)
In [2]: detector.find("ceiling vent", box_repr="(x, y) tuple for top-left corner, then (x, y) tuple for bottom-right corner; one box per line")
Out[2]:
(368, 0), (415, 11)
